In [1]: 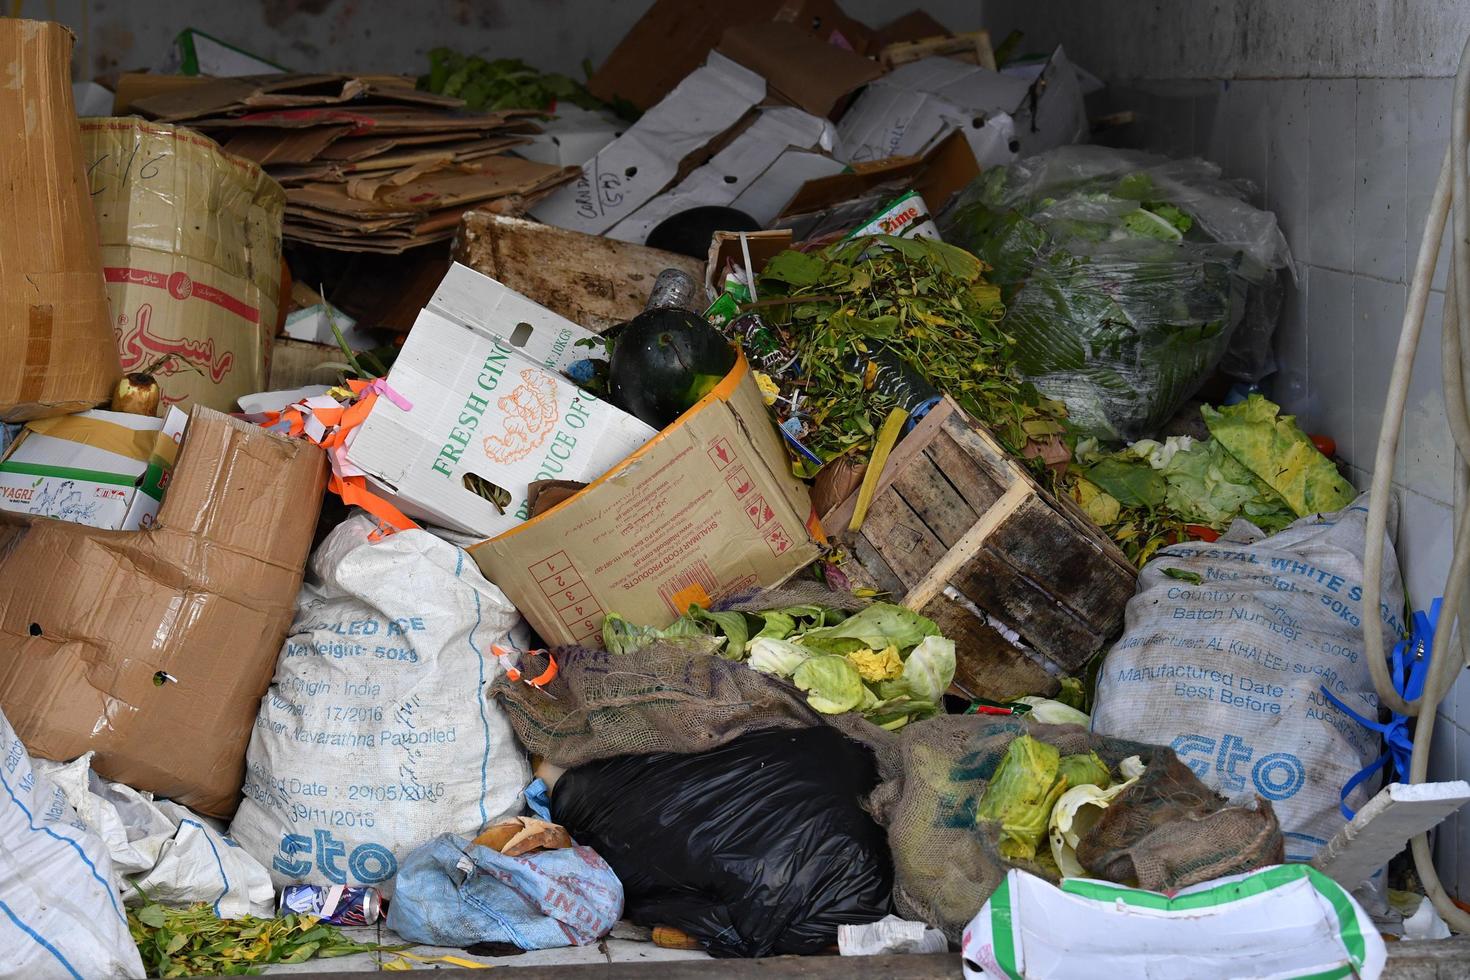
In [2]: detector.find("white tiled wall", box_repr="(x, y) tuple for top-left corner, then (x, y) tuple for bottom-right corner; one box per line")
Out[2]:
(1088, 73), (1470, 896)
(983, 0), (1470, 899)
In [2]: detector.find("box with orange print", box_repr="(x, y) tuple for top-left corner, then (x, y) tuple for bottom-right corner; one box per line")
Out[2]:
(469, 354), (823, 648)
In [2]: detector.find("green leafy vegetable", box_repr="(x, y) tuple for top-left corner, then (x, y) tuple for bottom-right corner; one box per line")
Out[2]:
(747, 636), (810, 677)
(420, 49), (604, 111)
(1057, 752), (1111, 791)
(1065, 395), (1344, 566)
(601, 613), (716, 655)
(1163, 567), (1204, 584)
(128, 903), (390, 977)
(796, 603), (940, 655)
(793, 655), (867, 714)
(603, 600), (954, 729)
(1203, 395), (1357, 517)
(975, 735), (1066, 860)
(754, 234), (1068, 474)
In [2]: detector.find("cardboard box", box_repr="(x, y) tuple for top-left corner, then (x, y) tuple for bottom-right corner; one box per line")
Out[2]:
(836, 47), (1087, 168)
(836, 56), (1027, 167)
(267, 338), (347, 391)
(454, 212), (706, 333)
(470, 356), (822, 647)
(0, 407), (328, 817)
(716, 21), (883, 118)
(777, 129), (981, 222)
(1, 20), (121, 422)
(82, 118), (285, 413)
(346, 308), (656, 539)
(0, 407), (187, 530)
(587, 0), (875, 112)
(604, 106), (844, 244)
(531, 52), (767, 237)
(514, 105), (624, 168)
(426, 263), (605, 375)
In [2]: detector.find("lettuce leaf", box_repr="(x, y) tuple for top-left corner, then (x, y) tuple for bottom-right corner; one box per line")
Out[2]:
(793, 655), (867, 714)
(1203, 395), (1356, 517)
(797, 603), (940, 655)
(747, 637), (810, 678)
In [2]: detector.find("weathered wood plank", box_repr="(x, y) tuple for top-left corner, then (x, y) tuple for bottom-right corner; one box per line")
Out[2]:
(920, 427), (1008, 514)
(860, 490), (949, 588)
(892, 452), (980, 548)
(454, 211), (705, 332)
(924, 591), (1061, 701)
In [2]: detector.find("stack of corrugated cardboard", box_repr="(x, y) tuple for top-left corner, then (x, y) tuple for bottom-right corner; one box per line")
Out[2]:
(127, 73), (577, 252)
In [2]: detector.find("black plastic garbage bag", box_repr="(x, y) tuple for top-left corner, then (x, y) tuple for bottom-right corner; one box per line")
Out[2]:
(551, 726), (893, 958)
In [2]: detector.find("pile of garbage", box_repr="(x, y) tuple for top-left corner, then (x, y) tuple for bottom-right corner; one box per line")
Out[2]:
(0, 5), (1461, 980)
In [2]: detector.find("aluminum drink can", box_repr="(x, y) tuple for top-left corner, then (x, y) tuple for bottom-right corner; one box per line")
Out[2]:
(278, 884), (381, 926)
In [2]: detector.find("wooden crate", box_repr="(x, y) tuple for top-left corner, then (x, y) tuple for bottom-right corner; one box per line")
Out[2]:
(824, 398), (1135, 696)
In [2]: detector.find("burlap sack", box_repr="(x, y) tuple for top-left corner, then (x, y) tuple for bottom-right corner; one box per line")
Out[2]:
(869, 716), (1284, 939)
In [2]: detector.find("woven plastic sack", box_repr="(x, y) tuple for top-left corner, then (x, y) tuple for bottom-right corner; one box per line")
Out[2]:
(940, 145), (1291, 441)
(1091, 495), (1403, 861)
(231, 514), (530, 896)
(387, 833), (622, 950)
(869, 716), (1284, 941)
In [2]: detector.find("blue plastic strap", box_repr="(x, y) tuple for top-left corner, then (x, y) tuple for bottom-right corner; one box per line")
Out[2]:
(1320, 599), (1439, 820)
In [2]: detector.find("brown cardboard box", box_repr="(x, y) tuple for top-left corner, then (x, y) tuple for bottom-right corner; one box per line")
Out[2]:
(82, 118), (285, 414)
(0, 20), (121, 421)
(470, 357), (822, 647)
(587, 0), (875, 112)
(0, 408), (327, 817)
(716, 21), (883, 118)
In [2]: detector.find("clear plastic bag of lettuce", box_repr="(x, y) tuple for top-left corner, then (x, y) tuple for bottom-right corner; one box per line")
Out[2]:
(940, 146), (1292, 442)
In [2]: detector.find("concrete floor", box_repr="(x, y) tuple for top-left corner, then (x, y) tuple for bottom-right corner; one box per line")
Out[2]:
(261, 920), (712, 973)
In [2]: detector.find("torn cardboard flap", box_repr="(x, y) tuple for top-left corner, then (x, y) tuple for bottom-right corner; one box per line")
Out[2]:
(837, 46), (1087, 169)
(837, 55), (1027, 167)
(469, 356), (821, 648)
(426, 263), (605, 375)
(716, 20), (883, 118)
(587, 0), (875, 112)
(606, 106), (842, 244)
(0, 407), (327, 817)
(1, 20), (122, 422)
(531, 52), (767, 236)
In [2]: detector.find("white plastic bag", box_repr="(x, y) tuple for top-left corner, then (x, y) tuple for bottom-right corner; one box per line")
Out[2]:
(35, 752), (273, 918)
(1092, 496), (1403, 859)
(962, 867), (1384, 980)
(230, 514), (530, 894)
(0, 707), (145, 980)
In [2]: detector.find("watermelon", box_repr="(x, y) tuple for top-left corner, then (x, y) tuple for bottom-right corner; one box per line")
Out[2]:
(608, 309), (736, 429)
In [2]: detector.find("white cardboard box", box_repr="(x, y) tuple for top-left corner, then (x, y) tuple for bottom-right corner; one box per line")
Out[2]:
(837, 47), (1087, 169)
(513, 105), (625, 168)
(425, 263), (605, 375)
(0, 407), (187, 530)
(531, 52), (766, 236)
(346, 311), (655, 539)
(606, 106), (845, 243)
